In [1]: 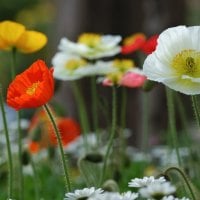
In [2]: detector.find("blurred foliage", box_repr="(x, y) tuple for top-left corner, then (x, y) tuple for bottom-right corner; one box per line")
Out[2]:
(0, 0), (40, 21)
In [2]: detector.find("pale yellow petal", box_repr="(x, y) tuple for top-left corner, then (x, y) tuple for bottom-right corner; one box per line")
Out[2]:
(0, 20), (25, 50)
(16, 30), (47, 53)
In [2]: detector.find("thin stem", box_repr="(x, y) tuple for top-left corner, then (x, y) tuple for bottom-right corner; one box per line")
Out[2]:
(30, 157), (40, 200)
(141, 92), (149, 153)
(164, 167), (197, 200)
(71, 81), (89, 151)
(191, 95), (200, 127)
(91, 76), (99, 146)
(17, 111), (24, 200)
(11, 48), (24, 200)
(43, 104), (71, 192)
(120, 87), (127, 129)
(119, 87), (127, 171)
(100, 86), (117, 185)
(0, 84), (14, 199)
(165, 87), (182, 166)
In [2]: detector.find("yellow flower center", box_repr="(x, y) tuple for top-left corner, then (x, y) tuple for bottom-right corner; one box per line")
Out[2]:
(172, 50), (200, 77)
(26, 82), (39, 95)
(107, 72), (123, 84)
(113, 59), (135, 72)
(78, 33), (101, 48)
(65, 59), (87, 71)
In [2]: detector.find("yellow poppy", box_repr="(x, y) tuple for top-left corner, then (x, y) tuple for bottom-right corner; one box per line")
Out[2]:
(0, 20), (47, 53)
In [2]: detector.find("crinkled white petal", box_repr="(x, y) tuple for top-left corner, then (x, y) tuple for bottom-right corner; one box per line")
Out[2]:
(52, 52), (85, 80)
(58, 37), (90, 54)
(57, 35), (121, 59)
(75, 65), (116, 76)
(143, 25), (200, 95)
(99, 35), (122, 49)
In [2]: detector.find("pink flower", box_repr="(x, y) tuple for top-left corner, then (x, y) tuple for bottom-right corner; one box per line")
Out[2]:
(120, 72), (146, 88)
(102, 78), (114, 86)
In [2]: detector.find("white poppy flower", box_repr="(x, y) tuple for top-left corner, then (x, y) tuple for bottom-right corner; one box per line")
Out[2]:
(58, 33), (121, 60)
(64, 187), (103, 200)
(143, 25), (200, 95)
(52, 52), (116, 80)
(52, 52), (89, 80)
(128, 176), (166, 188)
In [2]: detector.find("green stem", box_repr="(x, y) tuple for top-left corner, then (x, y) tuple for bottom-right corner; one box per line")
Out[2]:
(119, 87), (127, 170)
(100, 86), (117, 185)
(71, 81), (89, 151)
(191, 95), (200, 127)
(164, 167), (196, 200)
(43, 104), (71, 192)
(141, 92), (149, 153)
(0, 85), (14, 199)
(11, 48), (24, 200)
(17, 111), (24, 200)
(30, 157), (40, 200)
(165, 87), (181, 166)
(120, 87), (127, 129)
(176, 94), (200, 178)
(91, 76), (99, 146)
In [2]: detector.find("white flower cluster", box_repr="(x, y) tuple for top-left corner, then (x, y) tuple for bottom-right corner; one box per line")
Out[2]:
(64, 176), (190, 200)
(52, 33), (121, 80)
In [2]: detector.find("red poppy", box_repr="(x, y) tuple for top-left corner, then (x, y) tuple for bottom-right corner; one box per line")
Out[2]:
(121, 33), (146, 55)
(140, 34), (158, 54)
(29, 141), (40, 154)
(7, 60), (54, 110)
(27, 108), (81, 153)
(50, 118), (81, 146)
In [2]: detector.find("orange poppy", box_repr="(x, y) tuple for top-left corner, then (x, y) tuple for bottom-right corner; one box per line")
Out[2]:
(50, 118), (81, 146)
(121, 33), (146, 55)
(27, 108), (81, 154)
(6, 60), (54, 110)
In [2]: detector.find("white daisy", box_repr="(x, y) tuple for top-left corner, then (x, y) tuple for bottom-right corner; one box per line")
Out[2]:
(120, 191), (139, 200)
(58, 33), (121, 60)
(128, 176), (166, 188)
(162, 195), (190, 200)
(139, 182), (176, 199)
(143, 25), (200, 95)
(88, 192), (121, 200)
(64, 187), (103, 200)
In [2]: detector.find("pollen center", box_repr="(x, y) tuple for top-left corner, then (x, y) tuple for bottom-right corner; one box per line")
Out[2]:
(172, 50), (200, 77)
(65, 59), (87, 71)
(78, 33), (101, 48)
(113, 59), (135, 73)
(26, 82), (39, 95)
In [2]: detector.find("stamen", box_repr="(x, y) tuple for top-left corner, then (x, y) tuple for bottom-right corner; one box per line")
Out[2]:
(186, 57), (195, 69)
(78, 33), (101, 47)
(26, 82), (39, 95)
(65, 59), (87, 70)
